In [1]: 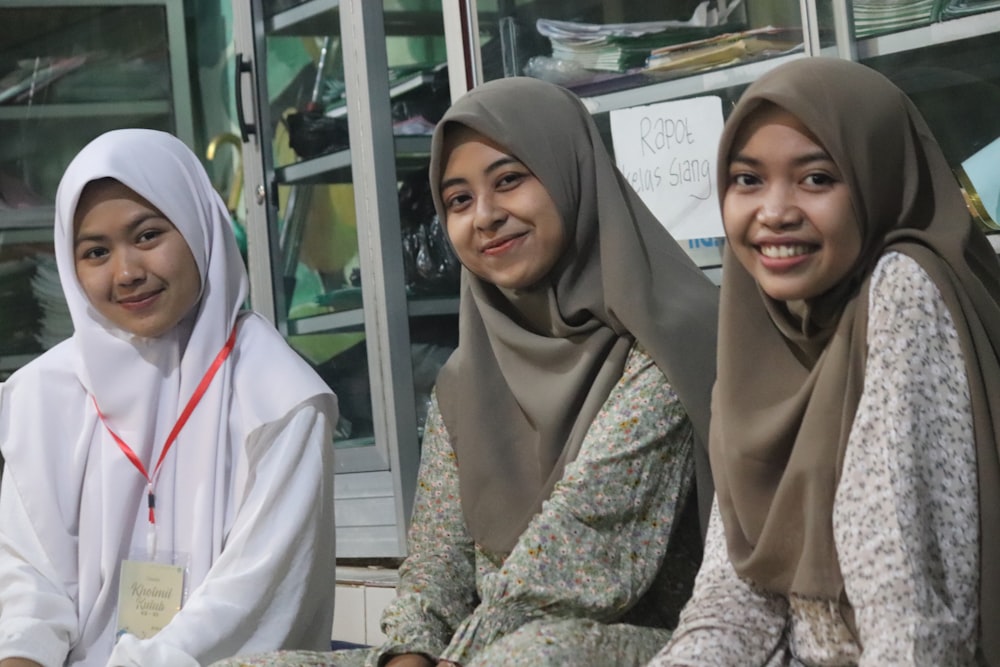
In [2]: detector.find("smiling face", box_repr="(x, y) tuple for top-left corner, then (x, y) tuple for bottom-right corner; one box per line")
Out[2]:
(439, 126), (567, 290)
(73, 178), (201, 338)
(723, 105), (862, 303)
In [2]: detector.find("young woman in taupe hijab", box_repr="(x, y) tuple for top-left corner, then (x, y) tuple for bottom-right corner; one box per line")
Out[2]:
(649, 57), (1000, 666)
(210, 77), (718, 667)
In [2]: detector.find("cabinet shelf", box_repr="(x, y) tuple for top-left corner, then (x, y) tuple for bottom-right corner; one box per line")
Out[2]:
(289, 308), (365, 335)
(268, 0), (442, 37)
(276, 134), (432, 185)
(407, 296), (460, 318)
(267, 0), (340, 34)
(0, 207), (53, 231)
(578, 53), (805, 115)
(857, 9), (1000, 58)
(0, 101), (172, 121)
(277, 148), (353, 185)
(287, 294), (458, 336)
(0, 228), (52, 246)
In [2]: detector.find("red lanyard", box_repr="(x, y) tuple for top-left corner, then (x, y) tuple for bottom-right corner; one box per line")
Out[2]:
(93, 324), (238, 527)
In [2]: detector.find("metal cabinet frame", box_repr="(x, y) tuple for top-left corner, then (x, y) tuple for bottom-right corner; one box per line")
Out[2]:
(232, 0), (427, 557)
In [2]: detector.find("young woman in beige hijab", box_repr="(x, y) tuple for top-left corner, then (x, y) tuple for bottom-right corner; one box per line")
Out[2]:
(211, 76), (719, 667)
(649, 57), (1000, 666)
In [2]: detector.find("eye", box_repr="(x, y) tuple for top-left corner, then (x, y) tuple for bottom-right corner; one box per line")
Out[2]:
(136, 223), (172, 244)
(79, 245), (108, 261)
(802, 171), (838, 188)
(443, 191), (472, 213)
(138, 229), (161, 243)
(729, 172), (760, 188)
(496, 171), (527, 190)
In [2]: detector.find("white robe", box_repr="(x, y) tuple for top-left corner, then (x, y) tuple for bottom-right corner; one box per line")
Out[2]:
(0, 320), (338, 667)
(0, 129), (339, 666)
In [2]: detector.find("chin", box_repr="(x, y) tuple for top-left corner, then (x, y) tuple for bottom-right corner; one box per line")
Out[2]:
(759, 284), (810, 303)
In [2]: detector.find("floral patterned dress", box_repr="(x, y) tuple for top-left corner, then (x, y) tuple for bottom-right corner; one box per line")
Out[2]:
(647, 252), (980, 666)
(211, 344), (699, 667)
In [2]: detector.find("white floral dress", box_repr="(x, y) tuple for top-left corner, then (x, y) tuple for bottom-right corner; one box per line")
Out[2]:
(648, 252), (981, 666)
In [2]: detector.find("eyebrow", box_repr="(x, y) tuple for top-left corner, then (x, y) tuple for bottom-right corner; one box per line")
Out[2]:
(730, 150), (833, 168)
(74, 213), (162, 248)
(439, 155), (524, 193)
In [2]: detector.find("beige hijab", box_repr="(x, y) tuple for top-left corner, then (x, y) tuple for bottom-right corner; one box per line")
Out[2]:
(711, 57), (1000, 662)
(429, 77), (720, 554)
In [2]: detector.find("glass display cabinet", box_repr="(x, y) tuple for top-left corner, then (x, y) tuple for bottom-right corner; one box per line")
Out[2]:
(232, 0), (454, 557)
(443, 0), (1000, 268)
(232, 0), (999, 559)
(856, 11), (1000, 238)
(0, 0), (193, 380)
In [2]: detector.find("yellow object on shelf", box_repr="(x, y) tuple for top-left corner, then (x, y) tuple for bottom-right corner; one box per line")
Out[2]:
(955, 136), (1000, 231)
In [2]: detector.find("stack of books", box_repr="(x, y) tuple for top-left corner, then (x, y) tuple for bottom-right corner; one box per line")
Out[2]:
(852, 0), (943, 38)
(941, 0), (1000, 17)
(646, 27), (802, 73)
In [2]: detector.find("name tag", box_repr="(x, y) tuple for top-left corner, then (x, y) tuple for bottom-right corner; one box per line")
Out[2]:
(116, 559), (185, 640)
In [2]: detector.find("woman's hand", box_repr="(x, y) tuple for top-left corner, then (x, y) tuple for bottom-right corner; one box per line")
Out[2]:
(384, 654), (434, 667)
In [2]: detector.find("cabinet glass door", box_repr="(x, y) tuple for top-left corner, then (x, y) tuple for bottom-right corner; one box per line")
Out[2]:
(258, 0), (381, 459)
(0, 0), (192, 379)
(848, 2), (1000, 233)
(445, 0), (828, 103)
(234, 0), (452, 555)
(238, 0), (453, 459)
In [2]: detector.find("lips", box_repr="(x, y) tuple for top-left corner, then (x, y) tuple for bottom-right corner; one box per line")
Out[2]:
(117, 289), (163, 308)
(481, 232), (527, 255)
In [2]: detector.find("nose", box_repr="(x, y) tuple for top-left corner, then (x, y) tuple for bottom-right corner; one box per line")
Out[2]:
(755, 185), (801, 228)
(473, 192), (506, 231)
(113, 248), (146, 286)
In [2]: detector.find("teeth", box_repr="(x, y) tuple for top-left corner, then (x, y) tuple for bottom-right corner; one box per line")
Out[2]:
(760, 244), (812, 259)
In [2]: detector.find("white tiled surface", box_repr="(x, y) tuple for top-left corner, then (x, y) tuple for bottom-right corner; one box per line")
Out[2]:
(364, 586), (397, 645)
(331, 585), (366, 644)
(332, 567), (399, 645)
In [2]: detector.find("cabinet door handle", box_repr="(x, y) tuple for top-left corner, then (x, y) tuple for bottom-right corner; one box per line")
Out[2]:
(235, 52), (257, 143)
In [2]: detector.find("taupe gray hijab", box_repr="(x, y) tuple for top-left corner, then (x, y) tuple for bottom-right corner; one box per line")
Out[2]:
(429, 77), (719, 555)
(712, 57), (1000, 662)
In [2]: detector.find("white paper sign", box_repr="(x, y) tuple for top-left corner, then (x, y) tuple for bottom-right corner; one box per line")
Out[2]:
(610, 96), (725, 242)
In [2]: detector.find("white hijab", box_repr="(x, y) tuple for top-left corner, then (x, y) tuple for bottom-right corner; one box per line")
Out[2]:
(1, 129), (332, 661)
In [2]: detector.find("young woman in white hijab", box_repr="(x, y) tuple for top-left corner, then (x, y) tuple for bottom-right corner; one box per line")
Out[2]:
(0, 129), (339, 667)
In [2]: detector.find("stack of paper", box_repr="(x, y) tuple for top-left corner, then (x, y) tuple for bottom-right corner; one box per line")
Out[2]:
(852, 0), (944, 38)
(646, 27), (802, 73)
(536, 1), (732, 73)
